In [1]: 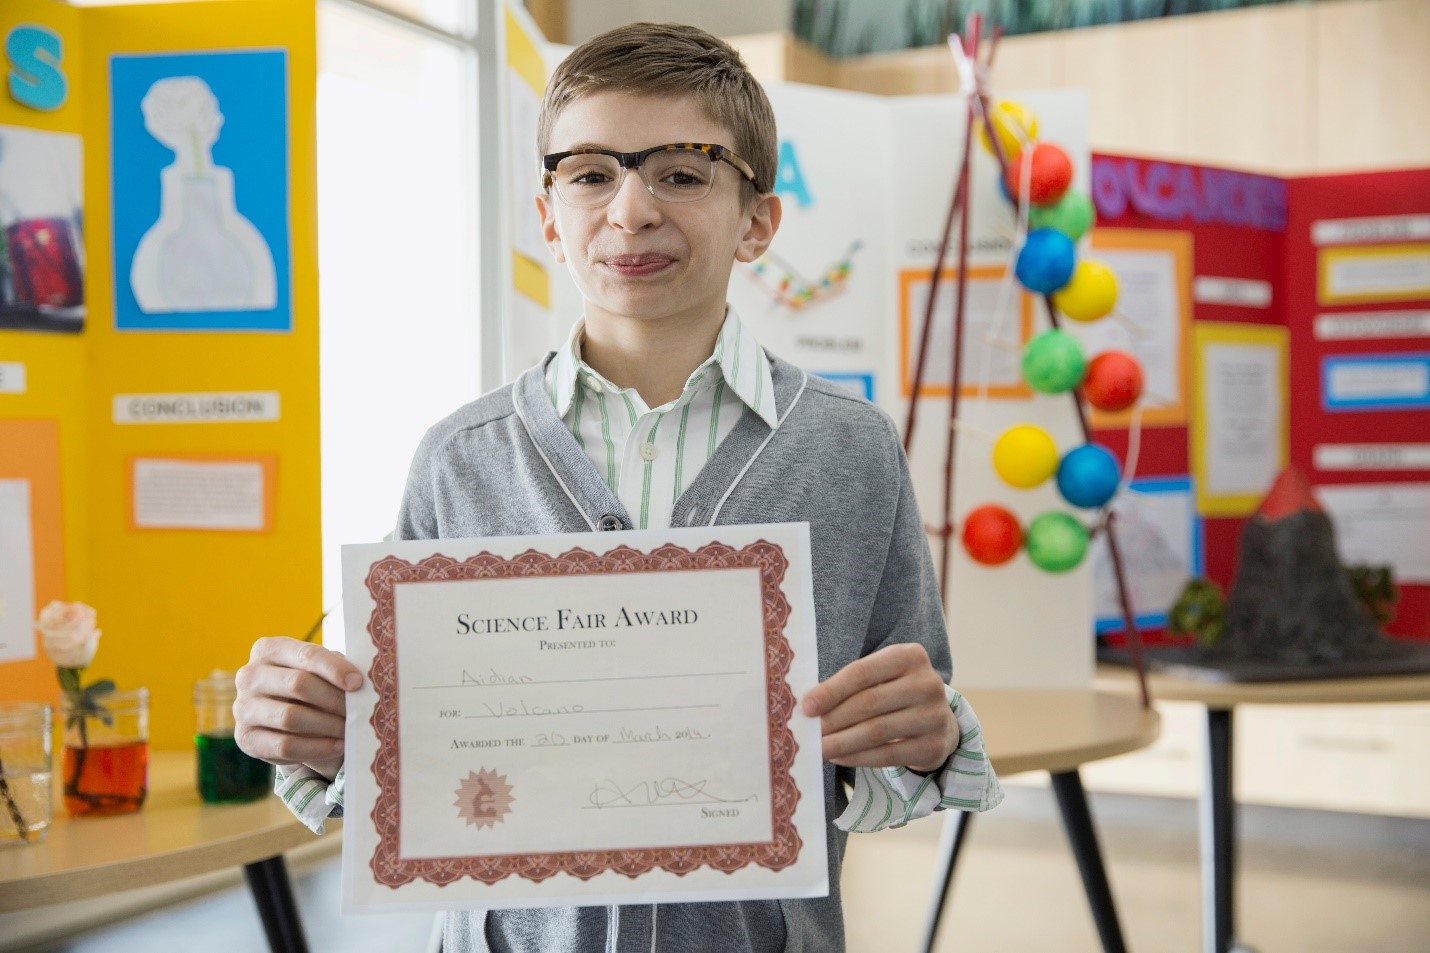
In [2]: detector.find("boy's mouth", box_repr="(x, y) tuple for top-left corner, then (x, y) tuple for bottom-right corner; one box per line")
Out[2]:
(603, 253), (675, 276)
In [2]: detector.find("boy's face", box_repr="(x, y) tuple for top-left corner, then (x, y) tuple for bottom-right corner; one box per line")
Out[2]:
(536, 91), (780, 333)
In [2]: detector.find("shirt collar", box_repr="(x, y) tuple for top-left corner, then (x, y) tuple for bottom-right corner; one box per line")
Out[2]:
(548, 308), (779, 429)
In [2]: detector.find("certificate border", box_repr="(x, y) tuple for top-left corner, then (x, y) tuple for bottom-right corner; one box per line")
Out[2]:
(362, 540), (803, 888)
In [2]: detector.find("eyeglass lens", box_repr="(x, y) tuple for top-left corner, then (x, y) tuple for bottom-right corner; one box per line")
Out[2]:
(553, 148), (716, 207)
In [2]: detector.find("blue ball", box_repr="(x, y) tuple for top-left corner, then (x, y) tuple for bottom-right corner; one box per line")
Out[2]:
(1015, 228), (1077, 294)
(1056, 443), (1121, 509)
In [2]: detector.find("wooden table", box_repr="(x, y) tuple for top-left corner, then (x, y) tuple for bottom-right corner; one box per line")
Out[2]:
(0, 749), (338, 952)
(1094, 665), (1430, 953)
(922, 689), (1161, 953)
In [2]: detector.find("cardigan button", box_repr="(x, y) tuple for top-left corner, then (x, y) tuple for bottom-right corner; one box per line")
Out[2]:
(597, 514), (623, 531)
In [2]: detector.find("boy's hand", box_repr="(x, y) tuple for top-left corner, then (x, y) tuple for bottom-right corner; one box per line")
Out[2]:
(801, 643), (958, 774)
(233, 636), (363, 775)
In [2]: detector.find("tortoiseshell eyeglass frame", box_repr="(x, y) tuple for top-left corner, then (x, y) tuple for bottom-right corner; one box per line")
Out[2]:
(541, 142), (760, 205)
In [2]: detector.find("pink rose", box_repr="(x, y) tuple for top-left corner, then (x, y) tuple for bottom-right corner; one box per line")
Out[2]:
(35, 601), (101, 669)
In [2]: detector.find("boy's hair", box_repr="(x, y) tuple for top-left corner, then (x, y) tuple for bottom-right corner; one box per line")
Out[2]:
(537, 22), (778, 197)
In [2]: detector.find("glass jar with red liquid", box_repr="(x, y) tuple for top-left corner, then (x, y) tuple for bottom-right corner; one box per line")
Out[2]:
(60, 688), (148, 818)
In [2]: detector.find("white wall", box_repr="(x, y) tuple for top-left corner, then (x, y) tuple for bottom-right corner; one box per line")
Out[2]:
(565, 0), (791, 44)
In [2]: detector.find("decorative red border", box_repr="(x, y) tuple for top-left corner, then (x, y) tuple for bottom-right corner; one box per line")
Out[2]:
(364, 540), (803, 887)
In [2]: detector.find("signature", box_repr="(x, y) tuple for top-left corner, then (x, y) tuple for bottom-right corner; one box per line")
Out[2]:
(587, 777), (756, 809)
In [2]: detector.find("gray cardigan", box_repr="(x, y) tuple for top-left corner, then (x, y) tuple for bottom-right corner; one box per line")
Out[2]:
(397, 353), (959, 953)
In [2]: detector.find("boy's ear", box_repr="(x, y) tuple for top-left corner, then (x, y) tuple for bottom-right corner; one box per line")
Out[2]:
(734, 193), (782, 264)
(535, 192), (566, 263)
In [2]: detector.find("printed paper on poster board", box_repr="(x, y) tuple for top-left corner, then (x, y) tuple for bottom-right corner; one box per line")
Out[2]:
(1317, 244), (1430, 307)
(1191, 322), (1288, 516)
(1321, 353), (1430, 412)
(1070, 229), (1193, 428)
(1094, 476), (1203, 634)
(898, 266), (1033, 399)
(0, 125), (85, 333)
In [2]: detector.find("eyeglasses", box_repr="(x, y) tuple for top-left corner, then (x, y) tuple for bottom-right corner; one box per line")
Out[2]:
(542, 142), (759, 208)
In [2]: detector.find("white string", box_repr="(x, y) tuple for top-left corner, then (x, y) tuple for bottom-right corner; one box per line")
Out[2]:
(1119, 401), (1147, 488)
(949, 417), (998, 443)
(972, 94), (1035, 409)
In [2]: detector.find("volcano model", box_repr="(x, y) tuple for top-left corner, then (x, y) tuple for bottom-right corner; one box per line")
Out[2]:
(1212, 468), (1384, 665)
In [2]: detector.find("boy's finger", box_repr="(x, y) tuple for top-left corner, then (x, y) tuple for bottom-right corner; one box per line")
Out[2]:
(801, 644), (923, 716)
(239, 695), (346, 741)
(249, 636), (363, 691)
(816, 680), (910, 733)
(235, 725), (346, 765)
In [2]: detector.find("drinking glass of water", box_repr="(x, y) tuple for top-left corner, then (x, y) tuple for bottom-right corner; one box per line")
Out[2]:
(0, 701), (53, 846)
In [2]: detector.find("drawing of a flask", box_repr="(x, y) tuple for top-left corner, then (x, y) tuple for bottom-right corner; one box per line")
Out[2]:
(130, 76), (276, 313)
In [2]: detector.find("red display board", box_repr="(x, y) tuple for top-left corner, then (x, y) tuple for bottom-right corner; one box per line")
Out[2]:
(1088, 155), (1430, 641)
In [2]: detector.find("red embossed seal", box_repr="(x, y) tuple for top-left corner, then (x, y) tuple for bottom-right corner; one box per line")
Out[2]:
(454, 769), (515, 829)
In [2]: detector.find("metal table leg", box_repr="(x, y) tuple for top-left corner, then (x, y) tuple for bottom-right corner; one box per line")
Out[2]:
(243, 855), (310, 953)
(1050, 769), (1128, 953)
(920, 810), (974, 953)
(1201, 707), (1235, 953)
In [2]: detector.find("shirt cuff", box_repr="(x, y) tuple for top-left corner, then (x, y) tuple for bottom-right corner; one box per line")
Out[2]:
(274, 762), (346, 834)
(834, 685), (1003, 833)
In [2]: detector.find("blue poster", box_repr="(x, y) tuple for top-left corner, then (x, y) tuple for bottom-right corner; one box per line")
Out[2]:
(110, 50), (290, 331)
(812, 371), (874, 402)
(1322, 353), (1430, 412)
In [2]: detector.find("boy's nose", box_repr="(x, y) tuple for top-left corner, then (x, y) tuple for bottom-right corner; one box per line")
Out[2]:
(605, 168), (662, 231)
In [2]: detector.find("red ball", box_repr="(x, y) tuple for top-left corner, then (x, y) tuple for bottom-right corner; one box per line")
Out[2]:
(961, 504), (1024, 566)
(1005, 142), (1074, 207)
(1083, 350), (1144, 412)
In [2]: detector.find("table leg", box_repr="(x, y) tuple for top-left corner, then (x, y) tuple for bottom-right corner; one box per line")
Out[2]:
(1050, 769), (1128, 953)
(1200, 707), (1236, 953)
(919, 810), (974, 953)
(243, 855), (310, 953)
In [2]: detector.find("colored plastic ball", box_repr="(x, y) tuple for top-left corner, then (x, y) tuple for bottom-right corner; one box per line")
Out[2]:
(1021, 329), (1087, 394)
(1028, 189), (1095, 241)
(1056, 444), (1122, 509)
(1005, 142), (1073, 207)
(1083, 351), (1144, 412)
(1052, 260), (1119, 322)
(961, 504), (1023, 566)
(979, 100), (1038, 162)
(1025, 512), (1090, 573)
(1014, 229), (1077, 295)
(992, 424), (1059, 489)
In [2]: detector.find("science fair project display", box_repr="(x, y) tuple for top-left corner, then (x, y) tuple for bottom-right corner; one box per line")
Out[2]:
(339, 524), (828, 911)
(1086, 157), (1430, 642)
(724, 56), (1430, 662)
(0, 0), (321, 748)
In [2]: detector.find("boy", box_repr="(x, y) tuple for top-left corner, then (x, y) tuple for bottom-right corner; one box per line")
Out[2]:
(234, 22), (1001, 952)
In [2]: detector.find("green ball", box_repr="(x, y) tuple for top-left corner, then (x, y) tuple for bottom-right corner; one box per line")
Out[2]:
(1029, 189), (1095, 241)
(1025, 511), (1089, 573)
(1021, 329), (1087, 394)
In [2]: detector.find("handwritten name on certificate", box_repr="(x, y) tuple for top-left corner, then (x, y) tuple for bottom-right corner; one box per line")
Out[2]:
(339, 523), (827, 912)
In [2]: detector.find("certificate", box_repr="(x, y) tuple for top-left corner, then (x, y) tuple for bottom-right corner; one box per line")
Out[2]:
(339, 523), (828, 912)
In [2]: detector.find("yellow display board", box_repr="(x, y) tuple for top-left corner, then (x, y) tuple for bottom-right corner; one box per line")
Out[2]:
(1, 0), (320, 749)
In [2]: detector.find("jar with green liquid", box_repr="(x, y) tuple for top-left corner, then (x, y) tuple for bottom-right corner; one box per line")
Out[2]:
(194, 671), (273, 803)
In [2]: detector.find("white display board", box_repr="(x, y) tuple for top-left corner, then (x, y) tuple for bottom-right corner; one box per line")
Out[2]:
(728, 84), (1094, 688)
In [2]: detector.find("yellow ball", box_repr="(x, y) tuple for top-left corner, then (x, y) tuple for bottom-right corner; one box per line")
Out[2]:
(1052, 260), (1119, 323)
(992, 424), (1059, 489)
(979, 100), (1038, 162)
